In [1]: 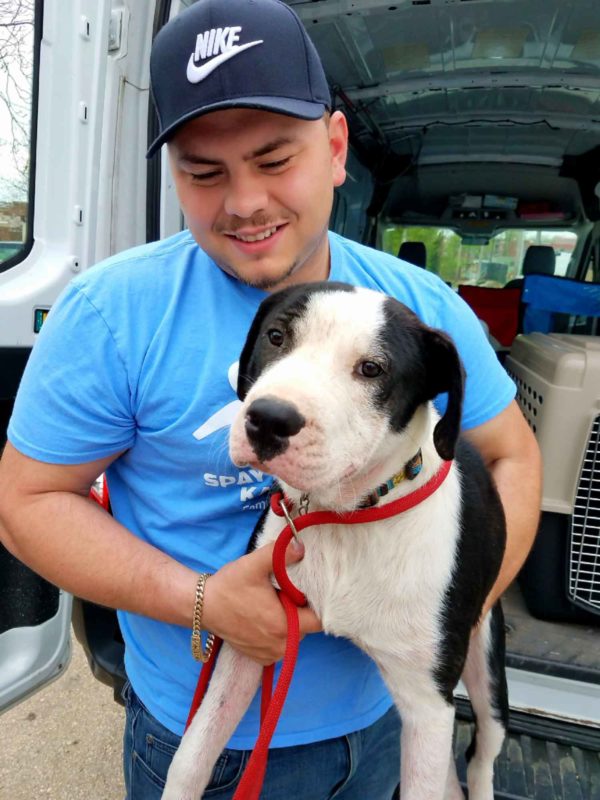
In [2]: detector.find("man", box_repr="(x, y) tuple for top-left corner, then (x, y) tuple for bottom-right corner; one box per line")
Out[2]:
(0, 1), (541, 798)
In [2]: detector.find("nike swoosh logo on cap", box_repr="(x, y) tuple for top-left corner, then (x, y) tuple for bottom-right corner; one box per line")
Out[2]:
(187, 40), (264, 84)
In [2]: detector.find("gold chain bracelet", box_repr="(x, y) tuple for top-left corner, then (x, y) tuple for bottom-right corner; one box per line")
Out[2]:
(191, 572), (215, 663)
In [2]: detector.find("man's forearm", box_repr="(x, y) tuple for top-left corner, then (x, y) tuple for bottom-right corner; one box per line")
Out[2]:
(484, 447), (542, 614)
(463, 401), (543, 618)
(0, 489), (198, 628)
(0, 442), (319, 665)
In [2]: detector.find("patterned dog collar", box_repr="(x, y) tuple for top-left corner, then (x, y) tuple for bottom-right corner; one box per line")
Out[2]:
(359, 449), (423, 508)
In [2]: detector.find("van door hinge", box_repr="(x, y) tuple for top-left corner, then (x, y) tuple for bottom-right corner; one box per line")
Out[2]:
(108, 9), (124, 52)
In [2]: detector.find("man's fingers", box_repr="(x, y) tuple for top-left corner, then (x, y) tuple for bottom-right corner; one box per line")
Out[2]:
(285, 536), (305, 563)
(250, 537), (305, 572)
(247, 541), (320, 632)
(247, 540), (276, 570)
(298, 606), (322, 635)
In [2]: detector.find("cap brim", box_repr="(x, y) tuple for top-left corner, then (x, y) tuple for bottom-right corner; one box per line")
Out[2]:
(146, 97), (328, 158)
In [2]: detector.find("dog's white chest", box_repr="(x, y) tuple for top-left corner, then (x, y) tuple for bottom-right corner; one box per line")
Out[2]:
(258, 481), (460, 669)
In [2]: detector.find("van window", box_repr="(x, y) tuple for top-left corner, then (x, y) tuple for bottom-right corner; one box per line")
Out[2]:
(0, 0), (35, 270)
(382, 225), (578, 288)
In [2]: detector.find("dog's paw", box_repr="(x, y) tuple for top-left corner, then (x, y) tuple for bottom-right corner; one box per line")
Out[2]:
(161, 754), (210, 800)
(160, 775), (198, 800)
(161, 790), (194, 800)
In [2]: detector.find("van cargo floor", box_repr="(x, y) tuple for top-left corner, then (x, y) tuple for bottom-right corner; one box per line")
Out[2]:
(452, 584), (600, 799)
(454, 720), (600, 800)
(503, 584), (600, 682)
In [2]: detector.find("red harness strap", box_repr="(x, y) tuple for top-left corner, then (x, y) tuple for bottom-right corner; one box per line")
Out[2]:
(185, 459), (453, 799)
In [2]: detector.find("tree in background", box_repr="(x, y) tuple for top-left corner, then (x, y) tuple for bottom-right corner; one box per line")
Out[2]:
(0, 0), (34, 202)
(382, 225), (463, 284)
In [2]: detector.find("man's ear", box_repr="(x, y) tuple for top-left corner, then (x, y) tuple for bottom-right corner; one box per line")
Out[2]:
(328, 111), (348, 188)
(422, 329), (465, 461)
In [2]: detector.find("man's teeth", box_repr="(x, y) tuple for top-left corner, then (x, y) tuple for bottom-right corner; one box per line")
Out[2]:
(233, 226), (278, 242)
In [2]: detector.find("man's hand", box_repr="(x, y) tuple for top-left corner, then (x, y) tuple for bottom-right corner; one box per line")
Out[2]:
(202, 538), (322, 665)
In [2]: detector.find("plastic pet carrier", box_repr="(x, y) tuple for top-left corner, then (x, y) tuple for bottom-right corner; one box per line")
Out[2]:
(505, 333), (600, 622)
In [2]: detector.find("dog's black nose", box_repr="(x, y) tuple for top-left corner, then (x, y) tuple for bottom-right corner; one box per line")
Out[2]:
(245, 396), (305, 461)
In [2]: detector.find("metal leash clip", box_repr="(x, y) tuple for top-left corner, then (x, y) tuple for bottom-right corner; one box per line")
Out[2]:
(278, 496), (301, 544)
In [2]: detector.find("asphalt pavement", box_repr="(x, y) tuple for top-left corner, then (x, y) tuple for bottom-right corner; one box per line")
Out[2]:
(1, 638), (125, 799)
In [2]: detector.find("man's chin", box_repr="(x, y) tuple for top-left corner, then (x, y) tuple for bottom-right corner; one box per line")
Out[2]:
(229, 261), (300, 292)
(205, 243), (300, 290)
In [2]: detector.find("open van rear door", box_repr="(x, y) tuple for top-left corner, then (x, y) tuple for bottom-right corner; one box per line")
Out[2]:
(0, 570), (72, 713)
(0, 0), (73, 717)
(0, 0), (157, 713)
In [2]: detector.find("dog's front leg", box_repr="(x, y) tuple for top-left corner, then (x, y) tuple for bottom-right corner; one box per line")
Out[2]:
(399, 702), (456, 800)
(162, 643), (262, 800)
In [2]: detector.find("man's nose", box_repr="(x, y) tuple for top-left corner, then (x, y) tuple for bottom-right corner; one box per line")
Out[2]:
(224, 171), (269, 218)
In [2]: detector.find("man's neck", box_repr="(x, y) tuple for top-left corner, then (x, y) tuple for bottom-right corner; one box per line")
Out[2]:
(267, 232), (331, 292)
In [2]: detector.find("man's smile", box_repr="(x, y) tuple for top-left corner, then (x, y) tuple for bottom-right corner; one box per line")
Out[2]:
(223, 223), (288, 254)
(227, 226), (278, 243)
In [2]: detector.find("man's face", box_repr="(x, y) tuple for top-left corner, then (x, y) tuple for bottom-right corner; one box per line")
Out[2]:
(168, 108), (348, 291)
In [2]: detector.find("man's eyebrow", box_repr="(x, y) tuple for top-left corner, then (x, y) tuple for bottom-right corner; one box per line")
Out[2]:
(178, 137), (296, 167)
(178, 153), (221, 167)
(247, 137), (295, 160)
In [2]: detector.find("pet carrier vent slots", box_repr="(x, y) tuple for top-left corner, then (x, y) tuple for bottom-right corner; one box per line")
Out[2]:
(570, 414), (600, 613)
(505, 334), (600, 619)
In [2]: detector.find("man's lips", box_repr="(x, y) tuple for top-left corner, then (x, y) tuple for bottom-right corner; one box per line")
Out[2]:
(223, 224), (287, 254)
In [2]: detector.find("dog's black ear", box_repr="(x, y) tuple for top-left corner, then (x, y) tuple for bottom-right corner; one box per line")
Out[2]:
(237, 288), (297, 400)
(422, 329), (465, 461)
(237, 301), (273, 400)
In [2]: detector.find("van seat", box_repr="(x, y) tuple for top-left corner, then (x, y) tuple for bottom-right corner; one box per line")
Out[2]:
(398, 241), (427, 268)
(505, 245), (556, 289)
(458, 285), (522, 348)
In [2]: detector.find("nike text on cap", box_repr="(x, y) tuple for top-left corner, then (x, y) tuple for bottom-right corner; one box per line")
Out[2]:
(147, 0), (331, 157)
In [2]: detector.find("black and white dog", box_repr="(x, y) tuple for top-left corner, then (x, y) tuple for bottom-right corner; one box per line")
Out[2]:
(163, 282), (508, 800)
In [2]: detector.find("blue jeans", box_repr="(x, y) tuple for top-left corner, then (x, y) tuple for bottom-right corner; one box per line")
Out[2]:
(122, 681), (400, 799)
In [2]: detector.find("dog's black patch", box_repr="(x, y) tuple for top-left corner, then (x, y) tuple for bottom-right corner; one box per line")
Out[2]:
(379, 297), (465, 460)
(488, 602), (509, 727)
(237, 282), (355, 400)
(433, 438), (507, 703)
(245, 481), (285, 554)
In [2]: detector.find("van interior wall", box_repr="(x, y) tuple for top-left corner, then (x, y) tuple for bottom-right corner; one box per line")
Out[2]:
(331, 146), (374, 242)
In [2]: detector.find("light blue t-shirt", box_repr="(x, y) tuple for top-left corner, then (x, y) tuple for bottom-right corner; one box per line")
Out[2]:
(8, 230), (515, 747)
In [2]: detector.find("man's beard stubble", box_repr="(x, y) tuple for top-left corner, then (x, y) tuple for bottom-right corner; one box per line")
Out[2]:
(226, 259), (300, 291)
(210, 213), (302, 290)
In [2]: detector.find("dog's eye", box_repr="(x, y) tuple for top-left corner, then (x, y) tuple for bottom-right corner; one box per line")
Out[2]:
(358, 360), (383, 378)
(267, 328), (284, 347)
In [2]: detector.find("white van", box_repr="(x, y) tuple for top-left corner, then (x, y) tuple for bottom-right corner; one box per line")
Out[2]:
(1, 2), (599, 797)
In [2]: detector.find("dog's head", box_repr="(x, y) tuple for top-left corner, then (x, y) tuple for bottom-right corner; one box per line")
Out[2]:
(230, 282), (464, 502)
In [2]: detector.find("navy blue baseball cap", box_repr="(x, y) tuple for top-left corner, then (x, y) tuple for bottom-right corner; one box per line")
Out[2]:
(147, 0), (331, 157)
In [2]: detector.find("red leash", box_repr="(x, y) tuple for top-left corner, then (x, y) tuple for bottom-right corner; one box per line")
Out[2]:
(185, 459), (453, 799)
